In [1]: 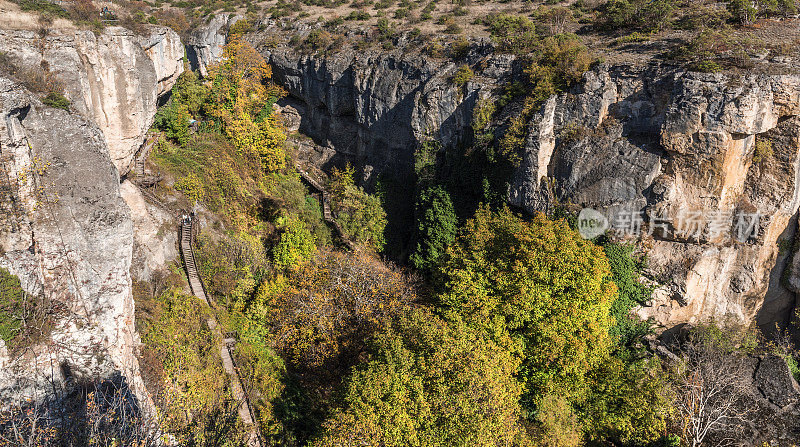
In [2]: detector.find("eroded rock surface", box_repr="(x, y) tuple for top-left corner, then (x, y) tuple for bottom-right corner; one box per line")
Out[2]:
(120, 180), (178, 282)
(187, 13), (242, 77)
(254, 24), (508, 178)
(506, 65), (800, 331)
(254, 26), (800, 332)
(0, 25), (183, 175)
(0, 77), (146, 409)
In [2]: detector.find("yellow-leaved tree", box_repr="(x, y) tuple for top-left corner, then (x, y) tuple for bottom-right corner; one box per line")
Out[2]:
(207, 24), (287, 173)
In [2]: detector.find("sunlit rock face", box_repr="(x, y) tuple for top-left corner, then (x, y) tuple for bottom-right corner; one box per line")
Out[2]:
(508, 65), (800, 331)
(186, 12), (242, 77)
(0, 25), (183, 175)
(0, 76), (146, 410)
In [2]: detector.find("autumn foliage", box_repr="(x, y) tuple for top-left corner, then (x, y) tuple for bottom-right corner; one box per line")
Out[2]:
(437, 205), (618, 402)
(253, 250), (415, 373)
(207, 28), (287, 173)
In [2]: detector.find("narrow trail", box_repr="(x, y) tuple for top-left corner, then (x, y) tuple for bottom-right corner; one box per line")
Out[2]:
(180, 218), (264, 447)
(295, 165), (357, 251)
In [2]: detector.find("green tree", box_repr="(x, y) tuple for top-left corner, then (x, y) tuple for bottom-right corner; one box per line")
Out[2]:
(272, 217), (316, 270)
(728, 0), (758, 24)
(328, 165), (387, 250)
(581, 357), (672, 445)
(602, 242), (652, 348)
(311, 308), (527, 447)
(0, 267), (25, 343)
(410, 187), (457, 271)
(170, 70), (209, 118)
(437, 206), (618, 404)
(153, 99), (190, 144)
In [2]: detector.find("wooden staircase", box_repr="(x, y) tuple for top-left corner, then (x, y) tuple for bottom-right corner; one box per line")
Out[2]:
(295, 166), (356, 251)
(180, 218), (263, 447)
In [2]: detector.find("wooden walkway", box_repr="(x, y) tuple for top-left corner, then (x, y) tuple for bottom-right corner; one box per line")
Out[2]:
(295, 166), (356, 251)
(180, 219), (263, 447)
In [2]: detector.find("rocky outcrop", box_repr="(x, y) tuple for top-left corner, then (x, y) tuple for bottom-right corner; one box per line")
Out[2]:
(0, 25), (184, 175)
(120, 180), (178, 282)
(252, 20), (800, 332)
(253, 24), (510, 180)
(187, 13), (242, 77)
(508, 65), (800, 331)
(0, 76), (147, 410)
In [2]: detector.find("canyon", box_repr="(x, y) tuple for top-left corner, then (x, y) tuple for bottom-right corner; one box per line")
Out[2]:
(0, 12), (799, 417)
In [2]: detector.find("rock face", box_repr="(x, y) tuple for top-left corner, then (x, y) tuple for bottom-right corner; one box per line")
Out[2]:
(187, 13), (242, 77)
(252, 22), (800, 332)
(508, 65), (800, 331)
(0, 77), (148, 408)
(0, 25), (184, 175)
(120, 180), (178, 282)
(253, 24), (508, 179)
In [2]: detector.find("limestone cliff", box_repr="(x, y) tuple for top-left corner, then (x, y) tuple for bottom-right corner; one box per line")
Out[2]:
(0, 76), (146, 408)
(240, 24), (800, 332)
(0, 25), (184, 175)
(186, 13), (242, 78)
(508, 66), (800, 332)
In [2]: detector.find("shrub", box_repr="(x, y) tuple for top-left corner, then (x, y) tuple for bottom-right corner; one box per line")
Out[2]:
(486, 14), (538, 55)
(753, 137), (773, 164)
(448, 36), (471, 58)
(0, 268), (25, 344)
(597, 0), (676, 32)
(444, 22), (463, 34)
(601, 242), (652, 348)
(153, 100), (191, 144)
(305, 29), (333, 52)
(728, 0), (758, 24)
(17, 0), (68, 18)
(272, 217), (316, 270)
(451, 64), (473, 86)
(41, 92), (70, 110)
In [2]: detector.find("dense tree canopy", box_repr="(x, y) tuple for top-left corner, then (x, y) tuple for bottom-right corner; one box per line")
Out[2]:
(311, 308), (527, 447)
(437, 206), (618, 402)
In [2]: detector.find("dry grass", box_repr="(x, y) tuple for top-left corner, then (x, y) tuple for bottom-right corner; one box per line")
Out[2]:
(0, 0), (75, 30)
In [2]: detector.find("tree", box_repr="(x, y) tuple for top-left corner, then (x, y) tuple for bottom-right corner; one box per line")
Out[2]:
(328, 165), (387, 250)
(207, 33), (287, 173)
(253, 250), (414, 374)
(310, 308), (527, 447)
(728, 0), (758, 24)
(602, 242), (652, 348)
(671, 325), (754, 447)
(437, 206), (618, 403)
(582, 357), (672, 445)
(410, 186), (457, 271)
(153, 100), (190, 144)
(272, 216), (316, 270)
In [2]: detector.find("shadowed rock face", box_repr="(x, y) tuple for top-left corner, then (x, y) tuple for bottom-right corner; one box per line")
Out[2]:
(0, 25), (184, 175)
(244, 22), (513, 182)
(0, 76), (147, 410)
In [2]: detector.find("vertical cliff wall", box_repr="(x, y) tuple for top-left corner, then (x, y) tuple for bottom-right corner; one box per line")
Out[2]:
(0, 76), (145, 407)
(0, 25), (184, 175)
(508, 66), (800, 331)
(242, 21), (800, 332)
